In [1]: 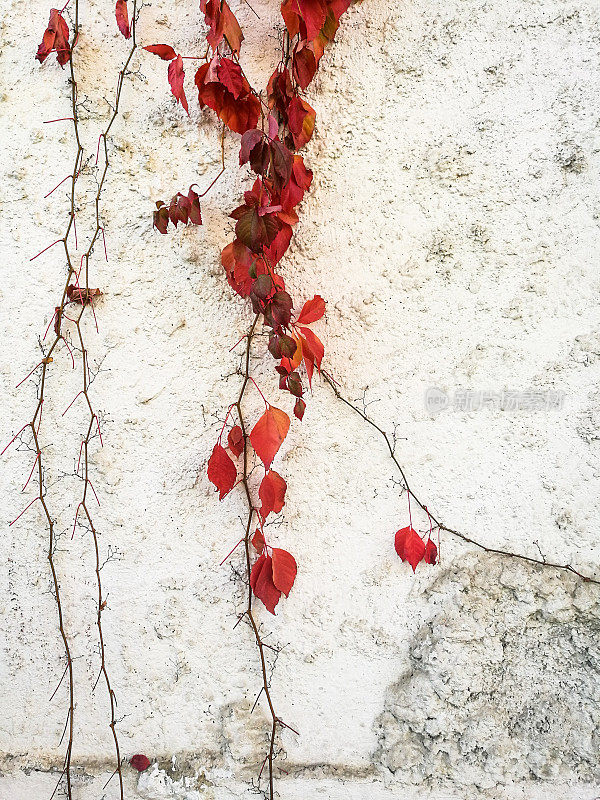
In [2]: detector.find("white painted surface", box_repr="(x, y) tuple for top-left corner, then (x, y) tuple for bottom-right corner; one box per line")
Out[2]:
(1, 0), (599, 796)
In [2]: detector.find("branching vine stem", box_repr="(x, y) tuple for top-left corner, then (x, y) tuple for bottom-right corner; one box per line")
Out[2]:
(8, 5), (140, 798)
(324, 374), (600, 586)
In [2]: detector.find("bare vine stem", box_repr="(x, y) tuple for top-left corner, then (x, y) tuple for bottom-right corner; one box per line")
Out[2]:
(5, 5), (140, 797)
(324, 374), (600, 586)
(234, 313), (280, 800)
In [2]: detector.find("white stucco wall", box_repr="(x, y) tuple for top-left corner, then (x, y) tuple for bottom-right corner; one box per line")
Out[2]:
(1, 0), (599, 797)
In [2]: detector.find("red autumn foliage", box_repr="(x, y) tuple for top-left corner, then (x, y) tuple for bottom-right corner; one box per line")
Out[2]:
(207, 443), (237, 500)
(115, 0), (131, 39)
(250, 548), (297, 613)
(153, 186), (201, 234)
(144, 46), (188, 112)
(195, 58), (260, 135)
(249, 406), (290, 468)
(36, 9), (70, 66)
(395, 524), (438, 572)
(200, 0), (243, 55)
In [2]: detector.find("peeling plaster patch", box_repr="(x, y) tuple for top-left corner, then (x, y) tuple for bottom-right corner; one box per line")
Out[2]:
(375, 554), (600, 792)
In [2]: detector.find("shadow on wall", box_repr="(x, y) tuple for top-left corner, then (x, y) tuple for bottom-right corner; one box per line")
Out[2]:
(375, 553), (600, 790)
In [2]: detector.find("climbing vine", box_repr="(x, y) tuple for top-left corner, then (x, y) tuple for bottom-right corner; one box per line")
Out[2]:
(3, 0), (598, 798)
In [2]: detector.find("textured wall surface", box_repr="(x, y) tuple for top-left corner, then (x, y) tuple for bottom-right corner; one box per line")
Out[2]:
(1, 0), (600, 797)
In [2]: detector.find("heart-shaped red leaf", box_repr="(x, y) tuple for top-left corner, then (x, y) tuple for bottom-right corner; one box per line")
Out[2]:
(296, 295), (325, 325)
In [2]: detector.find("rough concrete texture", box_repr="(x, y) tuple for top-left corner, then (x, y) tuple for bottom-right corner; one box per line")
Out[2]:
(1, 0), (600, 797)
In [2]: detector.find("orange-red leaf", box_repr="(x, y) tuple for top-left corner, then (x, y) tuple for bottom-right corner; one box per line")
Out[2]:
(249, 406), (290, 468)
(259, 470), (287, 519)
(296, 295), (325, 325)
(299, 326), (324, 372)
(207, 443), (236, 500)
(168, 55), (188, 113)
(250, 553), (281, 614)
(227, 425), (244, 457)
(115, 0), (131, 38)
(271, 547), (297, 596)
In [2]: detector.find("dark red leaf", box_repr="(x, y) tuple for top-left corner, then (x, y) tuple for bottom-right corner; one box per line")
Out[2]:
(252, 529), (265, 552)
(130, 754), (151, 772)
(207, 443), (237, 500)
(227, 425), (244, 457)
(249, 406), (290, 468)
(271, 547), (297, 596)
(294, 397), (306, 420)
(424, 539), (438, 565)
(250, 553), (281, 614)
(293, 45), (317, 89)
(218, 57), (245, 99)
(115, 0), (131, 38)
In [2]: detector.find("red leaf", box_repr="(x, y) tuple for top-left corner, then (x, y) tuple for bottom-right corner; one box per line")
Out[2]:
(115, 0), (131, 38)
(271, 547), (297, 596)
(218, 57), (245, 99)
(259, 470), (287, 519)
(207, 443), (237, 500)
(424, 539), (438, 565)
(249, 406), (290, 468)
(195, 61), (260, 135)
(287, 96), (316, 148)
(293, 45), (317, 89)
(144, 44), (177, 60)
(294, 397), (306, 420)
(299, 326), (324, 371)
(297, 0), (328, 40)
(250, 553), (281, 614)
(36, 9), (71, 66)
(264, 223), (292, 266)
(252, 529), (265, 552)
(395, 526), (426, 572)
(168, 55), (188, 113)
(227, 425), (244, 457)
(296, 295), (325, 325)
(130, 754), (151, 772)
(200, 0), (244, 55)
